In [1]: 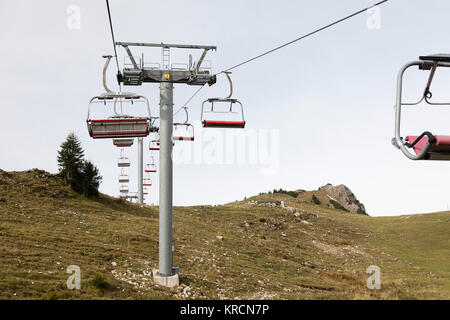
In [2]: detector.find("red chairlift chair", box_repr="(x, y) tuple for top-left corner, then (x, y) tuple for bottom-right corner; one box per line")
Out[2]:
(87, 56), (157, 139)
(392, 54), (450, 160)
(201, 72), (245, 129)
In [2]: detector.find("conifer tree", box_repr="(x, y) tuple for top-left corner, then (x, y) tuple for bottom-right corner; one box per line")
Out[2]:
(81, 160), (102, 197)
(57, 132), (84, 192)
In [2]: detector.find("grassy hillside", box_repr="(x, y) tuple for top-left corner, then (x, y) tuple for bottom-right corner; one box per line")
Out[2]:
(0, 169), (448, 299)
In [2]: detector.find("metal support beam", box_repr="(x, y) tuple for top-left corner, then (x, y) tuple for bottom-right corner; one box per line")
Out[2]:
(158, 82), (174, 276)
(138, 137), (144, 204)
(123, 45), (140, 70)
(116, 41), (216, 51)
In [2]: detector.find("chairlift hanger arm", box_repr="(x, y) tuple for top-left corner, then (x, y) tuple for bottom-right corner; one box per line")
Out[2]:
(102, 55), (114, 93)
(123, 45), (140, 70)
(194, 49), (210, 74)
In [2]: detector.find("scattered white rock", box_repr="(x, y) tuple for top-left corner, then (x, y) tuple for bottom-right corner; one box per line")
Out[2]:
(216, 235), (224, 240)
(111, 262), (117, 267)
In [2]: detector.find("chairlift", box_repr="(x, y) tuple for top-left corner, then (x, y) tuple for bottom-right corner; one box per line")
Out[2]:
(120, 184), (129, 193)
(201, 72), (245, 128)
(173, 107), (194, 141)
(113, 138), (134, 148)
(87, 56), (157, 139)
(145, 163), (157, 173)
(392, 54), (450, 160)
(149, 137), (160, 151)
(118, 148), (131, 167)
(118, 157), (131, 167)
(143, 177), (152, 186)
(118, 169), (129, 183)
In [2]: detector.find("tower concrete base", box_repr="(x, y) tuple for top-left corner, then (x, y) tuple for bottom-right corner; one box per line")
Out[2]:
(153, 268), (179, 288)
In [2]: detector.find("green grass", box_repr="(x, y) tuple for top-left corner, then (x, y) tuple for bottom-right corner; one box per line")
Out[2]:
(0, 169), (448, 300)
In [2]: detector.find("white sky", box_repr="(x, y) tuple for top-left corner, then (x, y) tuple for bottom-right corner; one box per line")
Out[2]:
(2, 0), (450, 216)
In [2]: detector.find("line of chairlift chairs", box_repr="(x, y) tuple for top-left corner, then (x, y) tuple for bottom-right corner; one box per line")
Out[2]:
(87, 56), (246, 201)
(87, 53), (450, 201)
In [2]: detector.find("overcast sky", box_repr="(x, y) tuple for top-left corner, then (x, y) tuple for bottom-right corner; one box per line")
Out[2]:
(2, 0), (450, 216)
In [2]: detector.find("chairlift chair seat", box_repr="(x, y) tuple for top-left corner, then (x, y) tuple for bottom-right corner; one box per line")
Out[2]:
(405, 134), (450, 160)
(113, 138), (134, 147)
(202, 120), (246, 128)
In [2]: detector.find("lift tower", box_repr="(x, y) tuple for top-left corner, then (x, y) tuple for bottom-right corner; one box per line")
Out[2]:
(115, 42), (216, 286)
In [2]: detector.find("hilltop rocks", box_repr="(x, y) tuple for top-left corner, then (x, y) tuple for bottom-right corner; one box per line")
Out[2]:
(297, 184), (367, 215)
(319, 184), (366, 214)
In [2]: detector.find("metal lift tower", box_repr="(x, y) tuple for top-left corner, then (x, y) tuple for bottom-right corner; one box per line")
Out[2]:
(116, 42), (216, 287)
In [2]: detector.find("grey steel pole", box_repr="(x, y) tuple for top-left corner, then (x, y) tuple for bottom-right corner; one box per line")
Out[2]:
(138, 137), (144, 204)
(159, 82), (174, 276)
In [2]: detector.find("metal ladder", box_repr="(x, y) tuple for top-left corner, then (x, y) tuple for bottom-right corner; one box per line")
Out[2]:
(162, 47), (170, 70)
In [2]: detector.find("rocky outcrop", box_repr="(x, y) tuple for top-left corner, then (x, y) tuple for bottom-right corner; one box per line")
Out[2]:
(296, 184), (367, 215)
(319, 184), (366, 214)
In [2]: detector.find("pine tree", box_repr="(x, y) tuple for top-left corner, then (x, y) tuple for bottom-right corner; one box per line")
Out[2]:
(81, 160), (102, 197)
(57, 132), (85, 192)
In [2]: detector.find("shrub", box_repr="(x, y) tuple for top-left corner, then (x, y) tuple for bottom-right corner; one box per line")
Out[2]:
(357, 208), (367, 215)
(330, 199), (349, 212)
(272, 189), (299, 198)
(90, 274), (112, 292)
(312, 194), (321, 205)
(57, 133), (102, 197)
(81, 160), (102, 197)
